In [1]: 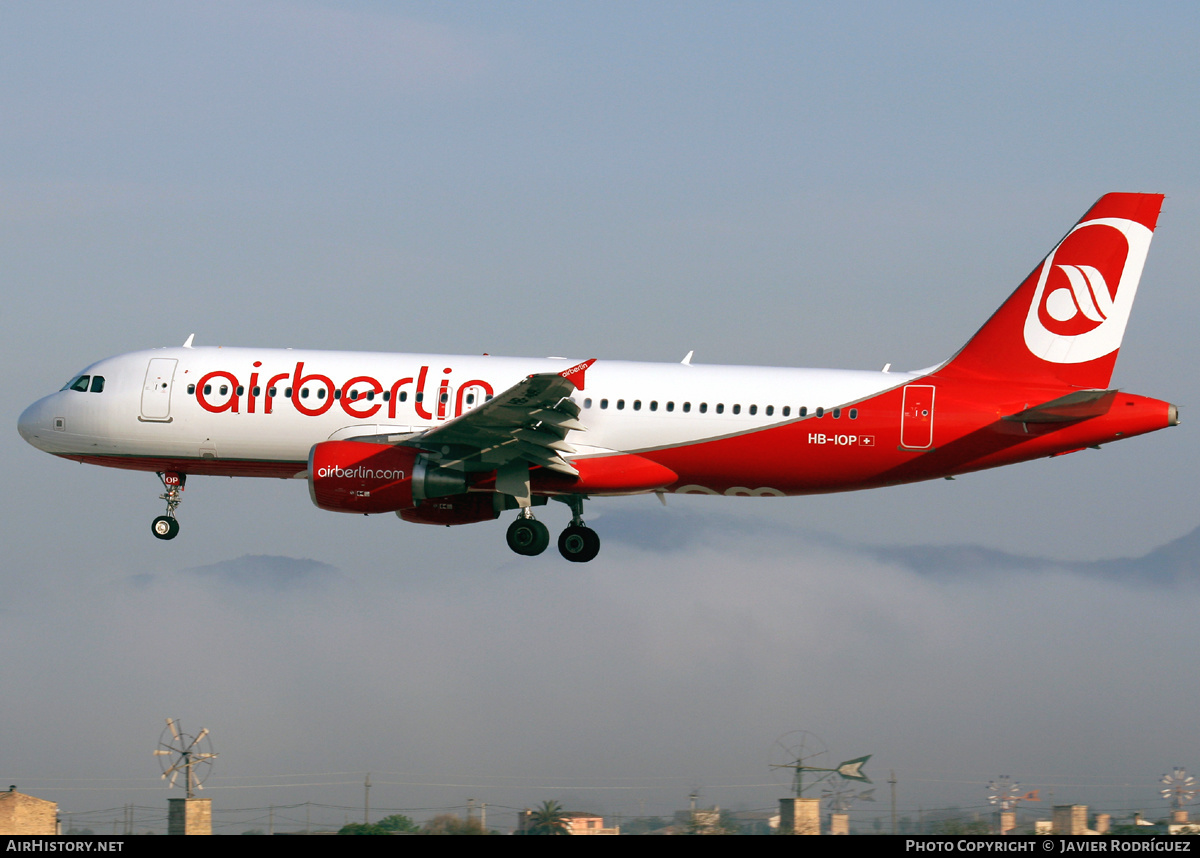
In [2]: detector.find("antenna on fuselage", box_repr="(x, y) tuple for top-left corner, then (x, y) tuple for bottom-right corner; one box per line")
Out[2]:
(681, 350), (693, 365)
(182, 334), (196, 349)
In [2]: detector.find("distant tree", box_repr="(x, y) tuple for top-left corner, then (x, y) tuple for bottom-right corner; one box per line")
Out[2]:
(717, 809), (744, 835)
(1109, 823), (1166, 835)
(525, 800), (571, 835)
(931, 818), (990, 835)
(338, 822), (392, 835)
(684, 807), (739, 835)
(421, 814), (489, 835)
(621, 816), (669, 835)
(376, 814), (419, 833)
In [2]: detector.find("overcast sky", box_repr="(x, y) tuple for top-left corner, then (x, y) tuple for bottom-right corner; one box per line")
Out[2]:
(3, 2), (1199, 833)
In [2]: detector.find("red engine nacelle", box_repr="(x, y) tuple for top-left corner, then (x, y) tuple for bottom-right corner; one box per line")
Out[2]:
(399, 493), (502, 526)
(308, 441), (419, 514)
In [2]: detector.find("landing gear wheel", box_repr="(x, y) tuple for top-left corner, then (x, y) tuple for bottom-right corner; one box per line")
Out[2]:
(152, 515), (180, 540)
(558, 524), (601, 562)
(153, 472), (185, 541)
(507, 517), (550, 556)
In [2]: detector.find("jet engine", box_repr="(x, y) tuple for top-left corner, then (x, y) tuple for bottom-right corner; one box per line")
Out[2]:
(308, 440), (466, 514)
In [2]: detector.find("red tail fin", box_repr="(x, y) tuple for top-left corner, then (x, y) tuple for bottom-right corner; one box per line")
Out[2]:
(938, 193), (1164, 390)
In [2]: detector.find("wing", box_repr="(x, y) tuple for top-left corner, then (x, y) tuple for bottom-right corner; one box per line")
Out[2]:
(406, 358), (595, 477)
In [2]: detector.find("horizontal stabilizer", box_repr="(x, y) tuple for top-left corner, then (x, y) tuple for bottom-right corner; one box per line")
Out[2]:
(1003, 389), (1118, 424)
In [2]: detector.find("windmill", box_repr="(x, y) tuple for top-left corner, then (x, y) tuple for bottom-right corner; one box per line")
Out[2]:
(769, 731), (872, 798)
(988, 775), (1023, 811)
(153, 718), (217, 799)
(1161, 768), (1197, 811)
(822, 780), (876, 812)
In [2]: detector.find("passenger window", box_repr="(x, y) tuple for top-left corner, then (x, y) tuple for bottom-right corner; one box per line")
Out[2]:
(383, 391), (391, 401)
(219, 385), (229, 396)
(70, 376), (90, 392)
(600, 399), (608, 409)
(399, 391), (408, 402)
(334, 390), (342, 400)
(799, 406), (807, 417)
(815, 407), (824, 417)
(301, 388), (309, 399)
(699, 403), (708, 413)
(749, 404), (757, 415)
(317, 389), (326, 400)
(90, 376), (105, 393)
(416, 392), (423, 402)
(236, 386), (244, 396)
(268, 387), (277, 397)
(683, 402), (691, 413)
(253, 386), (261, 397)
(650, 401), (658, 411)
(285, 387), (293, 397)
(765, 405), (773, 416)
(781, 406), (789, 417)
(633, 400), (641, 411)
(849, 408), (858, 419)
(617, 399), (625, 410)
(716, 403), (724, 414)
(832, 408), (841, 418)
(203, 385), (212, 395)
(367, 391), (375, 401)
(732, 404), (741, 415)
(666, 402), (674, 412)
(187, 384), (196, 395)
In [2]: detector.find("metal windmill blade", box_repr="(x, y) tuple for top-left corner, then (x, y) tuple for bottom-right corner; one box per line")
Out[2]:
(1161, 767), (1197, 811)
(153, 718), (217, 799)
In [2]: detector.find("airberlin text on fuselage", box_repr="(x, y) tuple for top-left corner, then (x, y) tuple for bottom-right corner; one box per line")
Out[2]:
(193, 361), (494, 421)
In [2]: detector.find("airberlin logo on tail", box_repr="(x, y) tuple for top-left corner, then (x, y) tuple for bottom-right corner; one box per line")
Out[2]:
(1023, 216), (1153, 364)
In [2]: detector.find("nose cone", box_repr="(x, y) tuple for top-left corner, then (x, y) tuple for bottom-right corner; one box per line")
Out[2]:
(18, 396), (56, 452)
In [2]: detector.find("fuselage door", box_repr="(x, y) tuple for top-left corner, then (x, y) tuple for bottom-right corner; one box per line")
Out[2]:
(900, 384), (935, 449)
(140, 358), (178, 421)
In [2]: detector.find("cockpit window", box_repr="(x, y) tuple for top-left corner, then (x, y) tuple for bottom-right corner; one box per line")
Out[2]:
(90, 376), (105, 393)
(65, 375), (91, 392)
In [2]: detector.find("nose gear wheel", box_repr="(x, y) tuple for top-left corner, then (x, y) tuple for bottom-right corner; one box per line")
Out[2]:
(152, 471), (185, 540)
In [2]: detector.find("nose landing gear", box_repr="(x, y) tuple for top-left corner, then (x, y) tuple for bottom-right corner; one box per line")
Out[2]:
(152, 471), (185, 541)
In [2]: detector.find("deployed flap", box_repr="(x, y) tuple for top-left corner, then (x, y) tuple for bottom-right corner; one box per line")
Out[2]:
(407, 359), (595, 476)
(1003, 389), (1118, 423)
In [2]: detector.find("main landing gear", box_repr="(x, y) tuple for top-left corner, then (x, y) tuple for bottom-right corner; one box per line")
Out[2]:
(506, 511), (550, 556)
(504, 495), (601, 562)
(151, 471), (185, 541)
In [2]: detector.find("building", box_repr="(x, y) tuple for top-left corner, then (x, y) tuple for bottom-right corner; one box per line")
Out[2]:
(0, 787), (57, 835)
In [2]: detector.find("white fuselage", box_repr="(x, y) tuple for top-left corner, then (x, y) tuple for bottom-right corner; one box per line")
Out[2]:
(20, 346), (907, 484)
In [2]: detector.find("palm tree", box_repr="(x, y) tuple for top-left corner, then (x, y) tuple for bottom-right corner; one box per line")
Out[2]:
(525, 800), (570, 835)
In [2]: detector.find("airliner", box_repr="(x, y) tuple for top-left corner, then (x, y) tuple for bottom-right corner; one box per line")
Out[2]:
(18, 193), (1178, 562)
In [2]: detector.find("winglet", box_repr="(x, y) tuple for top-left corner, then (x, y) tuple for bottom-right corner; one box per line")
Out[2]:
(558, 358), (596, 390)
